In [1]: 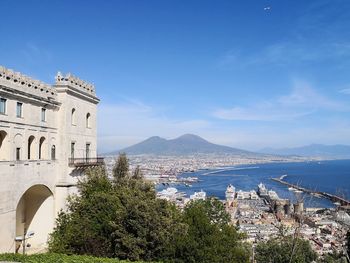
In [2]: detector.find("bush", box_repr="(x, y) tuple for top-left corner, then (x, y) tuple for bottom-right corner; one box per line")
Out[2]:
(168, 198), (250, 263)
(49, 156), (185, 261)
(48, 154), (250, 262)
(0, 253), (148, 263)
(255, 236), (317, 263)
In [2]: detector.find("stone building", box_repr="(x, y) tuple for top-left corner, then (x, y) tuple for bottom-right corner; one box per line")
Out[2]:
(0, 66), (103, 253)
(225, 184), (236, 207)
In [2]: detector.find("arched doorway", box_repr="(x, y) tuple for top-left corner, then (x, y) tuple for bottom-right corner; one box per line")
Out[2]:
(0, 130), (9, 160)
(39, 137), (46, 160)
(15, 185), (54, 253)
(27, 136), (35, 160)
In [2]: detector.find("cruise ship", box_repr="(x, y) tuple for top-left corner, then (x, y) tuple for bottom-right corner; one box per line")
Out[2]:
(190, 190), (206, 201)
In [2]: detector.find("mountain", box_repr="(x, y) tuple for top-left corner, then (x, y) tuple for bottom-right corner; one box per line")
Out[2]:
(113, 134), (256, 156)
(259, 144), (350, 159)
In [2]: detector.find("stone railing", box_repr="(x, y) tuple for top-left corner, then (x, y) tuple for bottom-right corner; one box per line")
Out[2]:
(68, 157), (104, 167)
(55, 72), (95, 95)
(0, 66), (57, 98)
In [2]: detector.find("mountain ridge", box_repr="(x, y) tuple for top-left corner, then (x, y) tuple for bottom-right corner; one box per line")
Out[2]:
(259, 144), (350, 159)
(110, 134), (257, 156)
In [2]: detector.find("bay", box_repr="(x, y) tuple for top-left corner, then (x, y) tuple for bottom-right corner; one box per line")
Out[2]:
(157, 159), (350, 208)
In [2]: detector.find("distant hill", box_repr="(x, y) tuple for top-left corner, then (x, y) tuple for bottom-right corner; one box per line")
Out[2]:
(112, 134), (257, 156)
(259, 144), (350, 159)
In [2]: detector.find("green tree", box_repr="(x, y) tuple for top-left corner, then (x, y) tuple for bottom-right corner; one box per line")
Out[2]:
(49, 154), (252, 262)
(321, 253), (347, 263)
(132, 165), (143, 180)
(170, 198), (250, 263)
(49, 166), (119, 257)
(347, 231), (350, 256)
(49, 154), (185, 261)
(112, 153), (129, 182)
(255, 236), (317, 263)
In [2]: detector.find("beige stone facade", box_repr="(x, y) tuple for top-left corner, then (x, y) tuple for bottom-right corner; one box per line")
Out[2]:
(0, 66), (101, 253)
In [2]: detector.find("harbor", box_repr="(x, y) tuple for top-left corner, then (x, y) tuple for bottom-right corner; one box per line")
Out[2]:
(271, 177), (350, 206)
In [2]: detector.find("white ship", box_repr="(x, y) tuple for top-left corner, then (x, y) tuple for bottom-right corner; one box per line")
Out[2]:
(190, 190), (206, 201)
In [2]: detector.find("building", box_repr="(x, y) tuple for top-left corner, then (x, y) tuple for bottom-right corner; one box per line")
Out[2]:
(225, 184), (235, 207)
(0, 66), (103, 253)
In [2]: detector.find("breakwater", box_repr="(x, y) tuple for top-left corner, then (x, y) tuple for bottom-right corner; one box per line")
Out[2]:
(271, 178), (350, 206)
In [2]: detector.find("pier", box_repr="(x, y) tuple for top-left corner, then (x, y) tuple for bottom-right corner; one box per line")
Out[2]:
(271, 178), (350, 206)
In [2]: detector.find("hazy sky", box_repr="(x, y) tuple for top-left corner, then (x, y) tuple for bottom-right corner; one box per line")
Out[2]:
(1, 0), (350, 152)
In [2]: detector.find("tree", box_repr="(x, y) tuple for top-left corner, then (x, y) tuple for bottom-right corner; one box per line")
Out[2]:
(347, 231), (350, 256)
(169, 198), (250, 263)
(112, 153), (129, 182)
(321, 253), (347, 263)
(50, 154), (255, 262)
(132, 165), (143, 180)
(49, 155), (185, 261)
(48, 166), (119, 257)
(255, 237), (317, 263)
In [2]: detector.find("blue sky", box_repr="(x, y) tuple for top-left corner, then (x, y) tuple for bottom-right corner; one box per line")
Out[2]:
(1, 0), (350, 152)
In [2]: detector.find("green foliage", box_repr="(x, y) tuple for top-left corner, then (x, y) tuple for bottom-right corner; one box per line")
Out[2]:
(167, 198), (250, 263)
(48, 154), (260, 263)
(0, 253), (147, 262)
(113, 153), (129, 182)
(110, 178), (186, 261)
(132, 165), (143, 180)
(255, 236), (317, 263)
(321, 253), (347, 263)
(49, 155), (185, 261)
(49, 166), (119, 257)
(347, 230), (350, 256)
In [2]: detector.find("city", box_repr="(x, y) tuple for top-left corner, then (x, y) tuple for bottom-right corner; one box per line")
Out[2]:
(1, 0), (350, 262)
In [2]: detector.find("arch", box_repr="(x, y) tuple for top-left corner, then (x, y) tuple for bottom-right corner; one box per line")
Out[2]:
(15, 184), (54, 253)
(71, 108), (76, 125)
(27, 136), (35, 160)
(86, 113), (91, 128)
(39, 137), (46, 160)
(0, 130), (9, 160)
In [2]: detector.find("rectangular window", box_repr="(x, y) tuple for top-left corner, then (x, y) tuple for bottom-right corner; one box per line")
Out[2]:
(16, 148), (21, 161)
(41, 108), (46, 122)
(71, 142), (75, 159)
(0, 98), (6, 114)
(16, 102), (23, 118)
(86, 143), (90, 159)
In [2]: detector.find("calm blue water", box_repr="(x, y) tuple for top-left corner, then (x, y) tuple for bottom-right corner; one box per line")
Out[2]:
(157, 159), (350, 208)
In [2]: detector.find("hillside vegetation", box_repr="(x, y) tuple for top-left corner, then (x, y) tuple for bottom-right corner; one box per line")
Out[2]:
(0, 253), (148, 263)
(48, 153), (250, 263)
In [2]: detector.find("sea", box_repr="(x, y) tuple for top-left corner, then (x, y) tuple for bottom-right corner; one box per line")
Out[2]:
(157, 159), (350, 208)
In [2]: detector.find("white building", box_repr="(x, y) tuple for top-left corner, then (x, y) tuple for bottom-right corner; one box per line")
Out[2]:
(225, 184), (235, 207)
(250, 190), (259, 200)
(0, 66), (102, 253)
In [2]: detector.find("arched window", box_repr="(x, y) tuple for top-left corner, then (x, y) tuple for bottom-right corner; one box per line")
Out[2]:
(51, 145), (56, 160)
(71, 108), (76, 125)
(86, 113), (91, 128)
(0, 130), (8, 160)
(27, 136), (35, 160)
(39, 137), (46, 160)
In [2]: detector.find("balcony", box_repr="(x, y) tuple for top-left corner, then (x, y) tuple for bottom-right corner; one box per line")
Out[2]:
(68, 157), (104, 167)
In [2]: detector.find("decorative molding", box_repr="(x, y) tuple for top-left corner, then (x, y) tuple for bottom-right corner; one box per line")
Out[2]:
(55, 72), (95, 95)
(0, 66), (57, 97)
